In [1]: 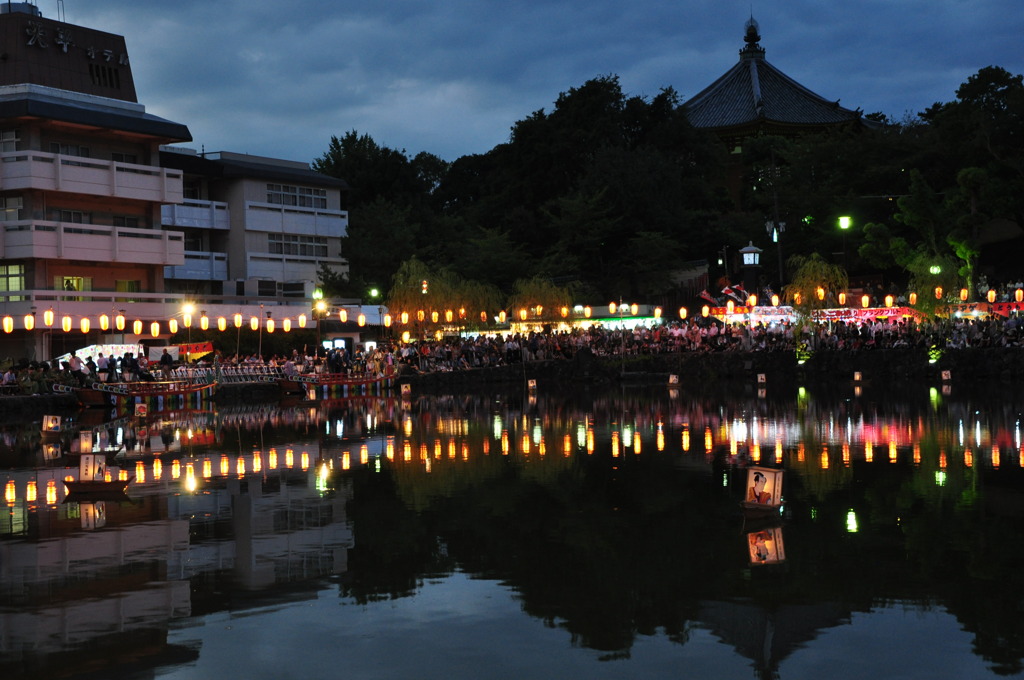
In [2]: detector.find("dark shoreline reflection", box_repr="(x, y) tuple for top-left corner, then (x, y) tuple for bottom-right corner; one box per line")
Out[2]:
(1, 382), (1023, 678)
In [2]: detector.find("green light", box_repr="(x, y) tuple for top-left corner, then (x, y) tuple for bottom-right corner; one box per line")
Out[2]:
(312, 287), (324, 300)
(935, 470), (947, 487)
(846, 509), (859, 533)
(929, 265), (941, 275)
(838, 216), (852, 230)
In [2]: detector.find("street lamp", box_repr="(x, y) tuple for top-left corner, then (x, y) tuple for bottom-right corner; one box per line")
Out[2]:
(181, 302), (195, 367)
(313, 287), (326, 357)
(766, 219), (785, 289)
(838, 216), (852, 271)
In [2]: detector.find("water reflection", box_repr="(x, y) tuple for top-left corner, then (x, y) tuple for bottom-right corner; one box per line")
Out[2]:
(0, 383), (1023, 679)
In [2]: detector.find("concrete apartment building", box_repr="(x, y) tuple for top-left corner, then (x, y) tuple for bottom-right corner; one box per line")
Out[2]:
(0, 3), (351, 362)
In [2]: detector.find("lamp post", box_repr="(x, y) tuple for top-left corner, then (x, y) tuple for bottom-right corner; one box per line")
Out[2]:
(313, 287), (326, 357)
(181, 302), (195, 368)
(765, 218), (785, 289)
(739, 241), (763, 299)
(838, 216), (852, 271)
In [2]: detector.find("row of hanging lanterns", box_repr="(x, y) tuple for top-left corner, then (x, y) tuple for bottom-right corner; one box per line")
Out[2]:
(0, 310), (371, 336)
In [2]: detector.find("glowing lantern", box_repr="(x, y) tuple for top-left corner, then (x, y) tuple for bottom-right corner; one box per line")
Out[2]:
(653, 307), (662, 318)
(1, 316), (12, 333)
(678, 306), (687, 320)
(217, 316), (227, 331)
(609, 302), (617, 314)
(183, 313), (192, 328)
(266, 318), (275, 333)
(357, 314), (366, 327)
(459, 307), (466, 319)
(150, 321), (159, 337)
(200, 314), (209, 330)
(816, 286), (825, 301)
(838, 292), (847, 306)
(297, 313), (306, 328)
(934, 286), (943, 300)
(1017, 289), (1024, 303)
(771, 294), (780, 306)
(535, 305), (543, 317)
(701, 305), (710, 318)
(44, 308), (55, 327)
(499, 310), (507, 323)
(861, 294), (870, 308)
(909, 292), (917, 305)
(250, 316), (259, 331)
(518, 308), (527, 321)
(583, 306), (591, 318)
(339, 309), (348, 323)
(132, 319), (143, 335)
(61, 315), (72, 332)
(747, 295), (757, 307)
(884, 294), (894, 307)
(80, 317), (90, 334)
(169, 319), (178, 334)
(431, 311), (439, 323)
(793, 292), (802, 305)
(628, 303), (637, 315)
(401, 311), (409, 324)
(959, 288), (968, 301)
(445, 310), (453, 323)
(417, 310), (425, 322)
(384, 314), (392, 327)
(560, 306), (569, 318)
(99, 314), (110, 331)
(234, 313), (243, 328)
(726, 299), (735, 314)
(480, 311), (487, 323)
(283, 318), (291, 332)
(23, 313), (34, 331)
(987, 289), (996, 303)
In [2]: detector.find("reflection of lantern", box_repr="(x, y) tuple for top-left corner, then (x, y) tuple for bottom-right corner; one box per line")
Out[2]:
(44, 308), (55, 327)
(169, 319), (179, 334)
(909, 292), (917, 305)
(960, 288), (968, 301)
(747, 526), (786, 566)
(701, 305), (710, 318)
(80, 318), (90, 334)
(678, 306), (687, 319)
(988, 289), (996, 303)
(150, 321), (159, 337)
(861, 294), (870, 308)
(884, 294), (894, 307)
(23, 313), (34, 331)
(132, 319), (143, 335)
(741, 466), (784, 512)
(250, 316), (259, 331)
(935, 286), (943, 300)
(61, 315), (72, 332)
(838, 292), (847, 306)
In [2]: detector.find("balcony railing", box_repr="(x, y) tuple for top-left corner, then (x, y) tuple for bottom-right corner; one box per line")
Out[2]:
(164, 251), (228, 281)
(161, 199), (230, 230)
(243, 201), (347, 236)
(0, 220), (185, 265)
(0, 150), (184, 203)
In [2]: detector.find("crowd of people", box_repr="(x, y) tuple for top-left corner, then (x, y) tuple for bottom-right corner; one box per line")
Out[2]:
(3, 312), (1023, 396)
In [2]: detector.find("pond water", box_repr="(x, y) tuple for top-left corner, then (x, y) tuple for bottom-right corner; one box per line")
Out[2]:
(1, 379), (1023, 679)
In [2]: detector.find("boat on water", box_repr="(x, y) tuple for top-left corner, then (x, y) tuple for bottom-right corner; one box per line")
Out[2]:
(54, 378), (218, 408)
(62, 453), (133, 497)
(278, 371), (395, 396)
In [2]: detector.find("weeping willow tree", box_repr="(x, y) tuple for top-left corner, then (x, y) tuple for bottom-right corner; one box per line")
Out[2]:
(385, 256), (502, 335)
(783, 253), (848, 314)
(506, 276), (575, 324)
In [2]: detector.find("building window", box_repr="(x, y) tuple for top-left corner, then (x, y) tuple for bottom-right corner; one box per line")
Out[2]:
(266, 183), (327, 209)
(0, 129), (19, 153)
(50, 143), (90, 158)
(89, 63), (121, 90)
(0, 196), (23, 221)
(59, 210), (91, 224)
(111, 152), (137, 164)
(55, 275), (90, 300)
(113, 216), (140, 228)
(183, 180), (202, 200)
(0, 264), (25, 301)
(268, 233), (328, 258)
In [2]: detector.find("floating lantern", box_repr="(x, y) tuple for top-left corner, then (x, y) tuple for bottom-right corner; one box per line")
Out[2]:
(741, 466), (784, 513)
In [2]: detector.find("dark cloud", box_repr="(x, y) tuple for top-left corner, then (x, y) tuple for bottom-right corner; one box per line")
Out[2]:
(64, 0), (1024, 163)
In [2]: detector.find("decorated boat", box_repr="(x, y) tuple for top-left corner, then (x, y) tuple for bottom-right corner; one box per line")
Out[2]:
(55, 378), (217, 408)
